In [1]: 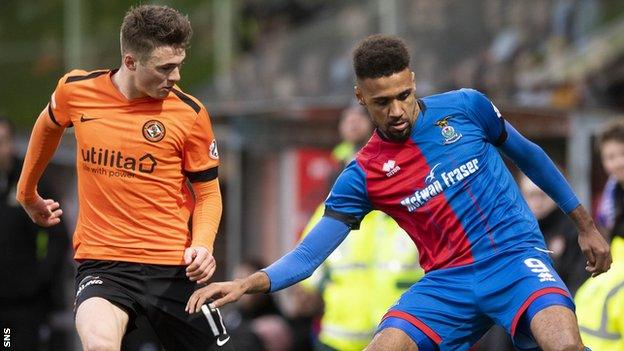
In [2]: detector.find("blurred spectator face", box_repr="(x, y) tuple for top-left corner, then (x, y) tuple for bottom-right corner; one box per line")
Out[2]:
(250, 315), (292, 351)
(0, 121), (13, 171)
(600, 139), (624, 183)
(520, 175), (556, 220)
(339, 107), (373, 144)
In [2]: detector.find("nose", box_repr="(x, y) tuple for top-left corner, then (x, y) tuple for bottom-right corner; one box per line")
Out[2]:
(169, 66), (181, 83)
(389, 100), (403, 118)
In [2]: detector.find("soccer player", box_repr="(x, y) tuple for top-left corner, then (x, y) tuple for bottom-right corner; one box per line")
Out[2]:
(187, 35), (611, 351)
(16, 5), (232, 351)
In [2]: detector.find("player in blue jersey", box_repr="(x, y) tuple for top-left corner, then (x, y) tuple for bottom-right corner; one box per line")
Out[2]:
(187, 35), (611, 351)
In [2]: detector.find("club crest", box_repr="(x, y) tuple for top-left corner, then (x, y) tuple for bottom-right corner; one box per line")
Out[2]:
(142, 120), (166, 142)
(435, 116), (462, 144)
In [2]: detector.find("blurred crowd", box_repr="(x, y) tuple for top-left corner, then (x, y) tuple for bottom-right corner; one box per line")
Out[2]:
(205, 0), (624, 113)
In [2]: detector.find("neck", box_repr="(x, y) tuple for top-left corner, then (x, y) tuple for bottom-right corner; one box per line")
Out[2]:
(112, 66), (146, 100)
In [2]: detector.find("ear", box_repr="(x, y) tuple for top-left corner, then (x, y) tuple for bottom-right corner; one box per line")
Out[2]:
(354, 85), (365, 106)
(123, 53), (137, 71)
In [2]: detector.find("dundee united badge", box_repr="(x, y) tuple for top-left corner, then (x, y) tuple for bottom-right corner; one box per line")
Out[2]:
(142, 120), (166, 142)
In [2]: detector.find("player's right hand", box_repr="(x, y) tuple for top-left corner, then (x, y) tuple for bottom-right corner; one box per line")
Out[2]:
(186, 279), (246, 313)
(18, 195), (63, 227)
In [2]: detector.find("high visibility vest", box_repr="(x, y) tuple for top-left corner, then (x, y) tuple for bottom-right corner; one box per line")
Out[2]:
(301, 206), (423, 351)
(575, 236), (624, 351)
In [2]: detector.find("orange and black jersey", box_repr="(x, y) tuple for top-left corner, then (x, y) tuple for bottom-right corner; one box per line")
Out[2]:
(49, 69), (219, 264)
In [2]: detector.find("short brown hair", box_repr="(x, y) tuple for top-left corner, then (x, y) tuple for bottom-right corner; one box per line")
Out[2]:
(353, 35), (410, 80)
(596, 119), (624, 152)
(120, 5), (192, 61)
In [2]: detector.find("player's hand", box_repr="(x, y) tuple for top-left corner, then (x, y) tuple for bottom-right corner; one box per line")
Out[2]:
(18, 195), (63, 227)
(578, 226), (612, 277)
(185, 279), (246, 313)
(184, 246), (216, 284)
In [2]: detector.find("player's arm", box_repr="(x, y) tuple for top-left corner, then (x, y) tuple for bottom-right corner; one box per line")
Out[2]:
(499, 123), (611, 276)
(184, 178), (222, 284)
(186, 161), (371, 312)
(182, 104), (223, 282)
(186, 215), (351, 312)
(16, 106), (66, 227)
(463, 88), (611, 276)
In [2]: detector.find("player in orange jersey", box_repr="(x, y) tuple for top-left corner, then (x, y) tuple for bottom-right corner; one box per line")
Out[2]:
(16, 5), (233, 351)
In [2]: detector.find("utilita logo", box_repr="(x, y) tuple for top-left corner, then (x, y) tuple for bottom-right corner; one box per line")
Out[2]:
(81, 146), (157, 177)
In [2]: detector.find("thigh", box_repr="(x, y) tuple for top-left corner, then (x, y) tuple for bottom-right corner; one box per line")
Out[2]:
(142, 264), (234, 351)
(477, 250), (574, 350)
(366, 327), (418, 351)
(381, 267), (491, 351)
(75, 297), (129, 349)
(530, 305), (583, 351)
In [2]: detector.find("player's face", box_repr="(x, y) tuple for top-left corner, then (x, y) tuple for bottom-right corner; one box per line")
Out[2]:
(355, 68), (418, 142)
(135, 46), (186, 99)
(601, 140), (624, 182)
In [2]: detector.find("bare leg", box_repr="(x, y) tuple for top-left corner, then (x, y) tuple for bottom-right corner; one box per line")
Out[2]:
(530, 305), (584, 351)
(365, 327), (419, 351)
(76, 297), (129, 351)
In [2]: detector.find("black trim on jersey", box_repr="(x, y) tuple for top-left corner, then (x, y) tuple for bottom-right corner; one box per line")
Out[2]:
(323, 208), (361, 230)
(47, 104), (61, 127)
(416, 98), (426, 113)
(186, 166), (218, 183)
(493, 118), (508, 146)
(65, 70), (109, 83)
(172, 89), (201, 114)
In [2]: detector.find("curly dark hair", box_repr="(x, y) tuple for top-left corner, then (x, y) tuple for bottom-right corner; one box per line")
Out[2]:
(120, 5), (192, 62)
(352, 34), (410, 80)
(596, 119), (624, 152)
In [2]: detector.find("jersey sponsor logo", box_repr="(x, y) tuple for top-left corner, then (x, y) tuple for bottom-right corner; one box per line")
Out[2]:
(425, 163), (440, 183)
(80, 146), (157, 178)
(382, 159), (401, 177)
(524, 258), (556, 282)
(435, 115), (462, 144)
(79, 114), (101, 123)
(209, 139), (219, 159)
(142, 120), (166, 142)
(400, 158), (479, 212)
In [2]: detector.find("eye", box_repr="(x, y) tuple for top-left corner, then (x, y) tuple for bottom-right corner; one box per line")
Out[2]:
(375, 99), (389, 106)
(398, 91), (411, 101)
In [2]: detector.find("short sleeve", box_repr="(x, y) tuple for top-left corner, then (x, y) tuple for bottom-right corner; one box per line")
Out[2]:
(324, 160), (372, 229)
(183, 108), (219, 182)
(48, 73), (75, 128)
(460, 88), (507, 145)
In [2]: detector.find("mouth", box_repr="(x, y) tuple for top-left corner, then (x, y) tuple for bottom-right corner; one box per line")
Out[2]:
(389, 120), (409, 134)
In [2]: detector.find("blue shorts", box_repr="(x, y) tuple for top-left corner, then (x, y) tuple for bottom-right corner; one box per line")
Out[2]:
(377, 249), (574, 351)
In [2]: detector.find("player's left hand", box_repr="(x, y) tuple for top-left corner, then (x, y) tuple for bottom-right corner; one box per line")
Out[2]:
(578, 226), (612, 277)
(184, 246), (216, 284)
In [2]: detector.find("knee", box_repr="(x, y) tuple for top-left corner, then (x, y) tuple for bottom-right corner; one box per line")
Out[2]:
(547, 341), (584, 351)
(81, 332), (119, 351)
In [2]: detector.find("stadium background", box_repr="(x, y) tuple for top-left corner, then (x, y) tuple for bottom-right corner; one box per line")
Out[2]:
(2, 0), (624, 350)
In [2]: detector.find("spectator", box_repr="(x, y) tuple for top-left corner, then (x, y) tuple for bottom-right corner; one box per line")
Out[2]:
(520, 174), (589, 294)
(0, 115), (70, 351)
(575, 118), (624, 350)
